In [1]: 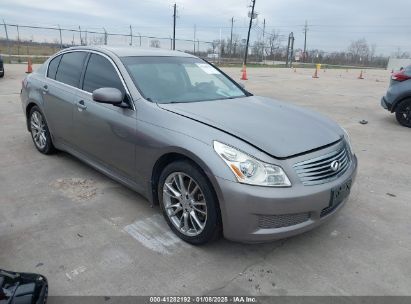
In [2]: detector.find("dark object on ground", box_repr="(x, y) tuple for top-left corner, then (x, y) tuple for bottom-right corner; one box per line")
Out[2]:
(386, 193), (397, 197)
(359, 120), (368, 124)
(0, 269), (48, 304)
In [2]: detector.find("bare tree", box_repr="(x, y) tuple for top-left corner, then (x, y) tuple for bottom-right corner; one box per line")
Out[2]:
(394, 47), (410, 59)
(150, 39), (161, 48)
(252, 41), (264, 59)
(267, 30), (282, 58)
(370, 43), (377, 60)
(348, 38), (370, 63)
(220, 39), (226, 55)
(89, 36), (105, 45)
(211, 40), (219, 54)
(231, 34), (241, 56)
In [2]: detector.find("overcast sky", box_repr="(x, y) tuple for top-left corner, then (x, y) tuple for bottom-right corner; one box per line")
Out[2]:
(1, 0), (410, 55)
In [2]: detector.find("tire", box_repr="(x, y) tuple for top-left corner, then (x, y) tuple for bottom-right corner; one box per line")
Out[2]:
(395, 99), (411, 128)
(28, 106), (56, 154)
(158, 160), (221, 245)
(0, 71), (4, 78)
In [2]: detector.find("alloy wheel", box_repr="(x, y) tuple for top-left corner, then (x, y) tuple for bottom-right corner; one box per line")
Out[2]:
(30, 111), (47, 150)
(162, 172), (207, 236)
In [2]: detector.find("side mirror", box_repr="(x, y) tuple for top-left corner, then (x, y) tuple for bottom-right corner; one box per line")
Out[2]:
(92, 87), (124, 105)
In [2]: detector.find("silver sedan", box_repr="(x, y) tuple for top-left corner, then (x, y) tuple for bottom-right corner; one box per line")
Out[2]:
(21, 46), (357, 244)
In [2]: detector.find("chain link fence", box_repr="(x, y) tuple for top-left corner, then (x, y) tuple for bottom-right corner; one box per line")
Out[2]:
(0, 22), (387, 68)
(0, 23), (223, 64)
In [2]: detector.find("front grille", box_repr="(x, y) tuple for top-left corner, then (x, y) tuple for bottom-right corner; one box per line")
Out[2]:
(258, 213), (310, 229)
(293, 143), (351, 186)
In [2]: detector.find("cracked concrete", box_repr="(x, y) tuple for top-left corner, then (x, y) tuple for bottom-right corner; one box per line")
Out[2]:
(0, 64), (410, 296)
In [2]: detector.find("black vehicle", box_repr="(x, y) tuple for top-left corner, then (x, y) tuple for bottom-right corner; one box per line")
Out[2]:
(381, 65), (411, 127)
(0, 55), (4, 78)
(0, 269), (47, 304)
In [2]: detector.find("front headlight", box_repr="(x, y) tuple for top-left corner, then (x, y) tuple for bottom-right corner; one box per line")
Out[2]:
(342, 128), (354, 155)
(213, 141), (291, 187)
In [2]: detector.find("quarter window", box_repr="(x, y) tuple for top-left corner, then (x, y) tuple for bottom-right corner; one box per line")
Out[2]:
(55, 52), (87, 88)
(82, 54), (124, 94)
(47, 55), (62, 80)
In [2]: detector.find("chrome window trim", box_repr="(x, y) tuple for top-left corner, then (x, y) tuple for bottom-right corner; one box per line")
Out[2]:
(45, 49), (135, 111)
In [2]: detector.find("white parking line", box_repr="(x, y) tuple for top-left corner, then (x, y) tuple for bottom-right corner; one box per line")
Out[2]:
(124, 214), (189, 255)
(65, 265), (87, 281)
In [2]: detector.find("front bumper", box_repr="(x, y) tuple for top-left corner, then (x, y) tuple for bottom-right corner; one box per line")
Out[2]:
(216, 155), (358, 243)
(381, 96), (392, 111)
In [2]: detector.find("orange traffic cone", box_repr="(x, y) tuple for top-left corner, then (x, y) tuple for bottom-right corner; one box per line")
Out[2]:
(312, 68), (319, 79)
(358, 70), (364, 79)
(241, 64), (248, 80)
(26, 58), (33, 74)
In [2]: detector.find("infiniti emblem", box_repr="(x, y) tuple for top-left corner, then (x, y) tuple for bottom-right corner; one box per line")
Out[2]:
(330, 160), (340, 172)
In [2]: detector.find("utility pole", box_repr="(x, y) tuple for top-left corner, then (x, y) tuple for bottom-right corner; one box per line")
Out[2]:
(16, 25), (20, 58)
(243, 0), (256, 67)
(58, 25), (63, 49)
(219, 28), (222, 65)
(103, 28), (108, 45)
(261, 18), (265, 63)
(193, 24), (196, 54)
(230, 17), (234, 56)
(290, 32), (295, 67)
(3, 20), (11, 62)
(285, 32), (294, 67)
(79, 26), (82, 45)
(129, 25), (133, 46)
(303, 20), (308, 62)
(172, 3), (177, 50)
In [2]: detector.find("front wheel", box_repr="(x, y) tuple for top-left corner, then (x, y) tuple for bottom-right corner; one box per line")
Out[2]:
(158, 160), (221, 245)
(29, 106), (56, 154)
(395, 100), (411, 128)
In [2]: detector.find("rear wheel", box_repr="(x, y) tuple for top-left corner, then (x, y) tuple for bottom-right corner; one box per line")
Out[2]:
(395, 100), (411, 128)
(158, 160), (221, 245)
(29, 106), (56, 154)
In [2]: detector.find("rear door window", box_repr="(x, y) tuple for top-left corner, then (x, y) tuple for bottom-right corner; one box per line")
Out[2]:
(47, 55), (62, 79)
(82, 54), (125, 94)
(55, 52), (87, 88)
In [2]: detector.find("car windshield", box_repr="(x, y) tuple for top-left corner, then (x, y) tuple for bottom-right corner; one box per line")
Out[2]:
(121, 56), (246, 103)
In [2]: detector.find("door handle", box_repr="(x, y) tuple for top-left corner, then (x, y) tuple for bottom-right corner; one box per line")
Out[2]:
(42, 85), (48, 94)
(77, 100), (87, 110)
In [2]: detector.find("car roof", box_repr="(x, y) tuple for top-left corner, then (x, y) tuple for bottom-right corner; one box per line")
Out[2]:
(62, 45), (197, 58)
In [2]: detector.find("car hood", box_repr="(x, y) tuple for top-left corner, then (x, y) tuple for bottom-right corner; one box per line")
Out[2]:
(158, 96), (343, 159)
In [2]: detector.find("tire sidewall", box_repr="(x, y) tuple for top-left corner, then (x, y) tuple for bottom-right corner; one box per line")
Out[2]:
(158, 160), (221, 245)
(395, 100), (411, 128)
(29, 106), (55, 154)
